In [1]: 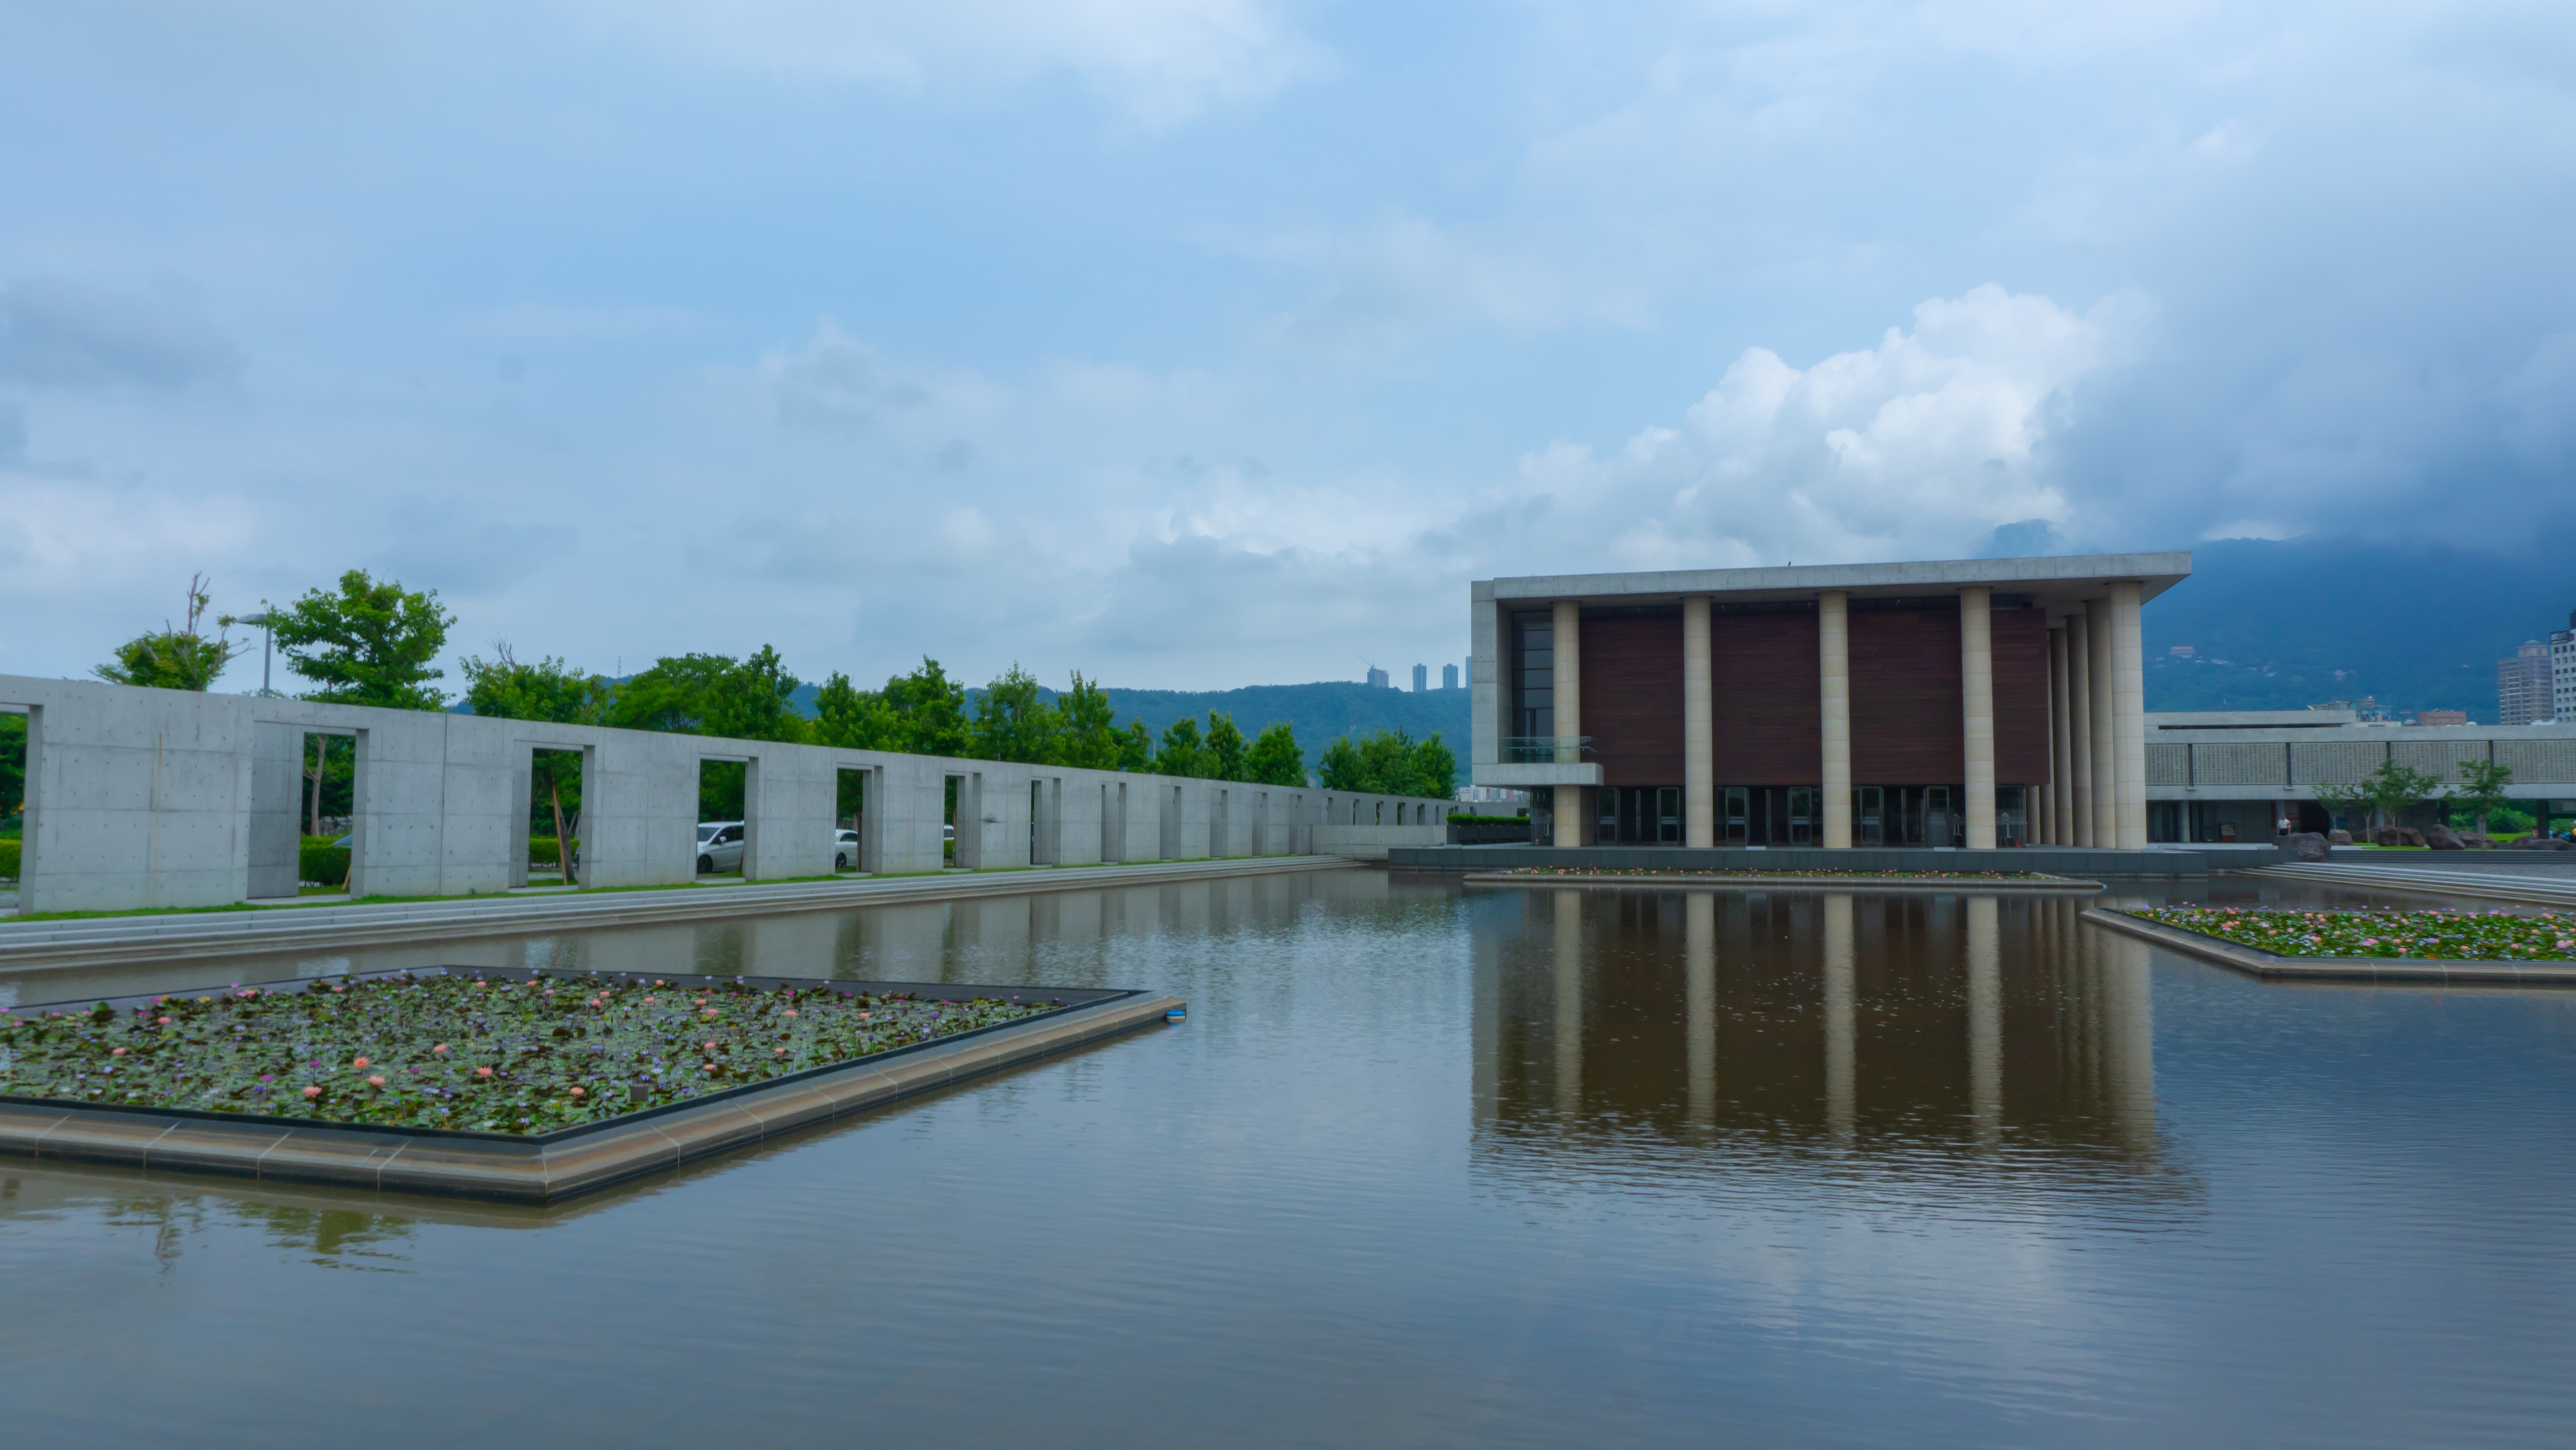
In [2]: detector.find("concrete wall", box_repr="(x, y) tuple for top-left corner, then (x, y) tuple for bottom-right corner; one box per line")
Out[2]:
(0, 675), (1455, 913)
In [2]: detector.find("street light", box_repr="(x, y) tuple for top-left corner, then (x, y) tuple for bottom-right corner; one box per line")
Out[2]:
(226, 611), (279, 697)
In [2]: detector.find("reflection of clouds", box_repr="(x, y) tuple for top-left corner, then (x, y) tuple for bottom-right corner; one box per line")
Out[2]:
(1473, 889), (2189, 1219)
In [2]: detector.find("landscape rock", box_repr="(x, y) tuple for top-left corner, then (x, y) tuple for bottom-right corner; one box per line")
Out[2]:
(2510, 833), (2575, 851)
(2327, 829), (2353, 846)
(2285, 832), (2331, 862)
(2427, 823), (2467, 850)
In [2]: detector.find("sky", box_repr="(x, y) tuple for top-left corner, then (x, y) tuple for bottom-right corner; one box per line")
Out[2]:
(2, 1), (2571, 695)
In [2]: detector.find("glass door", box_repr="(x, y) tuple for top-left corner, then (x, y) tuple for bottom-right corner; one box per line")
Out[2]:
(1722, 787), (1748, 843)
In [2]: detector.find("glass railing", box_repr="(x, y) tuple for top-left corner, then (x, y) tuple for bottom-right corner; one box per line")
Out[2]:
(1499, 736), (1595, 764)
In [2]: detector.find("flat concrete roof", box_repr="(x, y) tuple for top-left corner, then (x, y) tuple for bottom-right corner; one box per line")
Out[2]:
(1479, 552), (2191, 614)
(2150, 710), (2359, 728)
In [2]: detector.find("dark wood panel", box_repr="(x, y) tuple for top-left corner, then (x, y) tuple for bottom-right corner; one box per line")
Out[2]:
(1849, 608), (1963, 781)
(1581, 614), (1684, 786)
(1992, 605), (2050, 786)
(1711, 612), (1821, 784)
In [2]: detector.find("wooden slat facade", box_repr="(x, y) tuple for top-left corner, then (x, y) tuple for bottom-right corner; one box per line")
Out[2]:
(1574, 603), (2051, 788)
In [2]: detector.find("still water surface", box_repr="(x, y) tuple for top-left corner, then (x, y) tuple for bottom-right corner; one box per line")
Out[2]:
(4, 871), (2574, 1447)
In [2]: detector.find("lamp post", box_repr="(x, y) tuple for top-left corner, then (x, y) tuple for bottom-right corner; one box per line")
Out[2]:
(228, 611), (278, 697)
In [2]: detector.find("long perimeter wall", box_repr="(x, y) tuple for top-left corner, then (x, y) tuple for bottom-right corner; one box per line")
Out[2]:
(0, 675), (1455, 913)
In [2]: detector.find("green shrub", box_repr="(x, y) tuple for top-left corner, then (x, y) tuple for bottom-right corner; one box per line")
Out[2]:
(0, 839), (18, 880)
(299, 841), (351, 887)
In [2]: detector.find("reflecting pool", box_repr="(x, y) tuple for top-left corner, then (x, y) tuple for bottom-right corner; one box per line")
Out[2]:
(5, 870), (2574, 1448)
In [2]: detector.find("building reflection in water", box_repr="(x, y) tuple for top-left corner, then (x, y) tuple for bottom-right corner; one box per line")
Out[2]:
(1472, 889), (2168, 1194)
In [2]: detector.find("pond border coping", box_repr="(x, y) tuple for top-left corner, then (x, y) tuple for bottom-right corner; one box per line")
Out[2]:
(1465, 872), (2103, 893)
(0, 968), (1183, 1202)
(2083, 908), (2576, 986)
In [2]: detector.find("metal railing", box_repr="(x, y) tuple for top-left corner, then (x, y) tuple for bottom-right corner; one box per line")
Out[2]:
(1499, 735), (1595, 764)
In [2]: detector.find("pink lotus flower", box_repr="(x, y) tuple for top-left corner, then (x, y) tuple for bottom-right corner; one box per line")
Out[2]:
(475, 1067), (494, 1078)
(569, 1087), (585, 1097)
(644, 997), (657, 1005)
(433, 1043), (450, 1054)
(111, 1047), (128, 1057)
(783, 1009), (797, 1018)
(303, 1086), (322, 1098)
(368, 1075), (386, 1087)
(352, 1057), (369, 1068)
(156, 1016), (171, 1025)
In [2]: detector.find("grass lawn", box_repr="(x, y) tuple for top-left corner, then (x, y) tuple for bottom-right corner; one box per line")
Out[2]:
(0, 971), (1055, 1134)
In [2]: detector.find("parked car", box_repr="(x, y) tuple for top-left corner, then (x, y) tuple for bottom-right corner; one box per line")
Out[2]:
(835, 828), (857, 871)
(697, 821), (745, 875)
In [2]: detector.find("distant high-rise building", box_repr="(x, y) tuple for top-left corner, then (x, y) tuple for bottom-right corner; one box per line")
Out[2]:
(1442, 662), (1460, 690)
(2416, 709), (2468, 727)
(1412, 663), (1427, 692)
(1365, 665), (1389, 689)
(2500, 639), (2552, 724)
(2554, 611), (2575, 723)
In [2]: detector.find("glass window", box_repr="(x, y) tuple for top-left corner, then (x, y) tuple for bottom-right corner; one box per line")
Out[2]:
(1788, 787), (1815, 845)
(1656, 786), (1681, 843)
(1854, 786), (1883, 846)
(1722, 787), (1748, 844)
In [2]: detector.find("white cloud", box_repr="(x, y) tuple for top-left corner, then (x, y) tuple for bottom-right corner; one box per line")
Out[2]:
(575, 0), (1326, 125)
(0, 276), (240, 391)
(1497, 285), (2125, 570)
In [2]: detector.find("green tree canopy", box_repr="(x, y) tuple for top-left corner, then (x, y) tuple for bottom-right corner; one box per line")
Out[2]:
(1244, 722), (1305, 786)
(1056, 672), (1124, 770)
(95, 574), (240, 691)
(974, 664), (1064, 763)
(459, 646), (609, 725)
(600, 648), (804, 743)
(1317, 728), (1455, 798)
(2452, 759), (2515, 834)
(1, 713), (24, 821)
(884, 657), (971, 757)
(1156, 716), (1206, 778)
(2360, 758), (2445, 830)
(1205, 712), (1247, 781)
(271, 570), (454, 710)
(1116, 719), (1154, 774)
(602, 653), (735, 734)
(810, 671), (898, 750)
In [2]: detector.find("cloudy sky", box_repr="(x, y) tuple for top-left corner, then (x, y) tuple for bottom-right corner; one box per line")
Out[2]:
(3, 1), (2570, 693)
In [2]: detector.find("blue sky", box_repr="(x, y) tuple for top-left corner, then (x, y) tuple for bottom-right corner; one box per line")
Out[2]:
(3, 1), (2571, 693)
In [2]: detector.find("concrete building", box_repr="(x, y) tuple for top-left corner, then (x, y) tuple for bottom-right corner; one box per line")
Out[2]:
(0, 674), (1456, 915)
(2553, 615), (2575, 724)
(1412, 663), (1428, 693)
(2500, 639), (2553, 725)
(2139, 709), (2576, 840)
(1443, 663), (1460, 691)
(1468, 553), (2187, 851)
(1365, 666), (1390, 689)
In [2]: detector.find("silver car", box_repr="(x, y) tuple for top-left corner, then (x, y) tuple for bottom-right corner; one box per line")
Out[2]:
(696, 821), (744, 875)
(836, 828), (857, 871)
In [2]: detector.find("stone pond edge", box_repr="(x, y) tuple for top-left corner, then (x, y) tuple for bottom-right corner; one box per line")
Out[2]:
(1466, 872), (2105, 893)
(2083, 908), (2576, 987)
(0, 991), (1186, 1202)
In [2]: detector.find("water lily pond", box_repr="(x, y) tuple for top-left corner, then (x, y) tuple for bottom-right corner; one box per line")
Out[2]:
(0, 971), (1053, 1133)
(2128, 904), (2576, 960)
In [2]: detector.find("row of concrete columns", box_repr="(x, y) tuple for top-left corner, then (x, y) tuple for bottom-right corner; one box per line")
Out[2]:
(1548, 584), (2149, 849)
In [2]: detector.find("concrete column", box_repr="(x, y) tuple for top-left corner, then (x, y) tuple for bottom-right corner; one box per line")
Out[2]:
(1686, 891), (1715, 1124)
(1823, 892), (1855, 1136)
(1683, 595), (1714, 848)
(1554, 889), (1583, 1117)
(2049, 623), (2074, 846)
(1819, 590), (1852, 848)
(1960, 586), (1996, 850)
(2110, 580), (2148, 849)
(1967, 895), (2001, 1145)
(2068, 616), (2095, 847)
(1552, 599), (1584, 849)
(2087, 600), (2116, 849)
(2033, 646), (2053, 845)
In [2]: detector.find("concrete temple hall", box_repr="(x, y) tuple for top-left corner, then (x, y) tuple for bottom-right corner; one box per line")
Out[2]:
(1465, 553), (2186, 859)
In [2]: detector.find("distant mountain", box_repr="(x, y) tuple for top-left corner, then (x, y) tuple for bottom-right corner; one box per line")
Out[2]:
(2141, 537), (2576, 717)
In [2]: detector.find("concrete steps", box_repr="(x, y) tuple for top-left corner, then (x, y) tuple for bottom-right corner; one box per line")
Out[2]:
(2251, 862), (2576, 910)
(0, 856), (1361, 976)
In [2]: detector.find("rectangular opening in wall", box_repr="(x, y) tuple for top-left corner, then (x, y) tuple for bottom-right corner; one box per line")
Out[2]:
(529, 747), (584, 886)
(0, 706), (27, 899)
(836, 767), (866, 873)
(695, 760), (747, 877)
(945, 773), (971, 867)
(298, 732), (357, 893)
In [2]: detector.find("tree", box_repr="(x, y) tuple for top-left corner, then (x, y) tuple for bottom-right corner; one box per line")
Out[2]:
(883, 657), (971, 757)
(700, 645), (804, 743)
(1316, 727), (1454, 798)
(1056, 672), (1124, 769)
(2360, 758), (2444, 834)
(271, 570), (454, 710)
(1156, 716), (1206, 778)
(1316, 735), (1365, 791)
(974, 664), (1063, 763)
(94, 574), (240, 691)
(602, 653), (736, 734)
(1116, 720), (1154, 774)
(1, 712), (24, 823)
(810, 672), (900, 750)
(1407, 733), (1458, 799)
(2453, 758), (2515, 837)
(1205, 712), (1247, 781)
(460, 645), (609, 883)
(2310, 779), (2368, 835)
(1244, 722), (1305, 786)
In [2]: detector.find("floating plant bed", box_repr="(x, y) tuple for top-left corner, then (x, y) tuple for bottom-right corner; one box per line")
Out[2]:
(1467, 867), (2099, 892)
(2086, 906), (2576, 986)
(0, 967), (1182, 1201)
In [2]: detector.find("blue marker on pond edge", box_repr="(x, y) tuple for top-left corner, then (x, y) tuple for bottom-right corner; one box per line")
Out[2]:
(1165, 1007), (1187, 1022)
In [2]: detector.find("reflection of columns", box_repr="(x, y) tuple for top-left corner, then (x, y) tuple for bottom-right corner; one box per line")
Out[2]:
(1966, 895), (2001, 1143)
(1683, 596), (1714, 849)
(1552, 600), (1585, 848)
(1820, 590), (1852, 848)
(2049, 623), (2073, 846)
(2099, 929), (2158, 1146)
(1554, 889), (1583, 1118)
(1961, 586), (1996, 849)
(2068, 616), (2095, 847)
(2110, 581), (2147, 849)
(2086, 600), (2116, 849)
(1686, 892), (1716, 1124)
(1823, 893), (1855, 1136)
